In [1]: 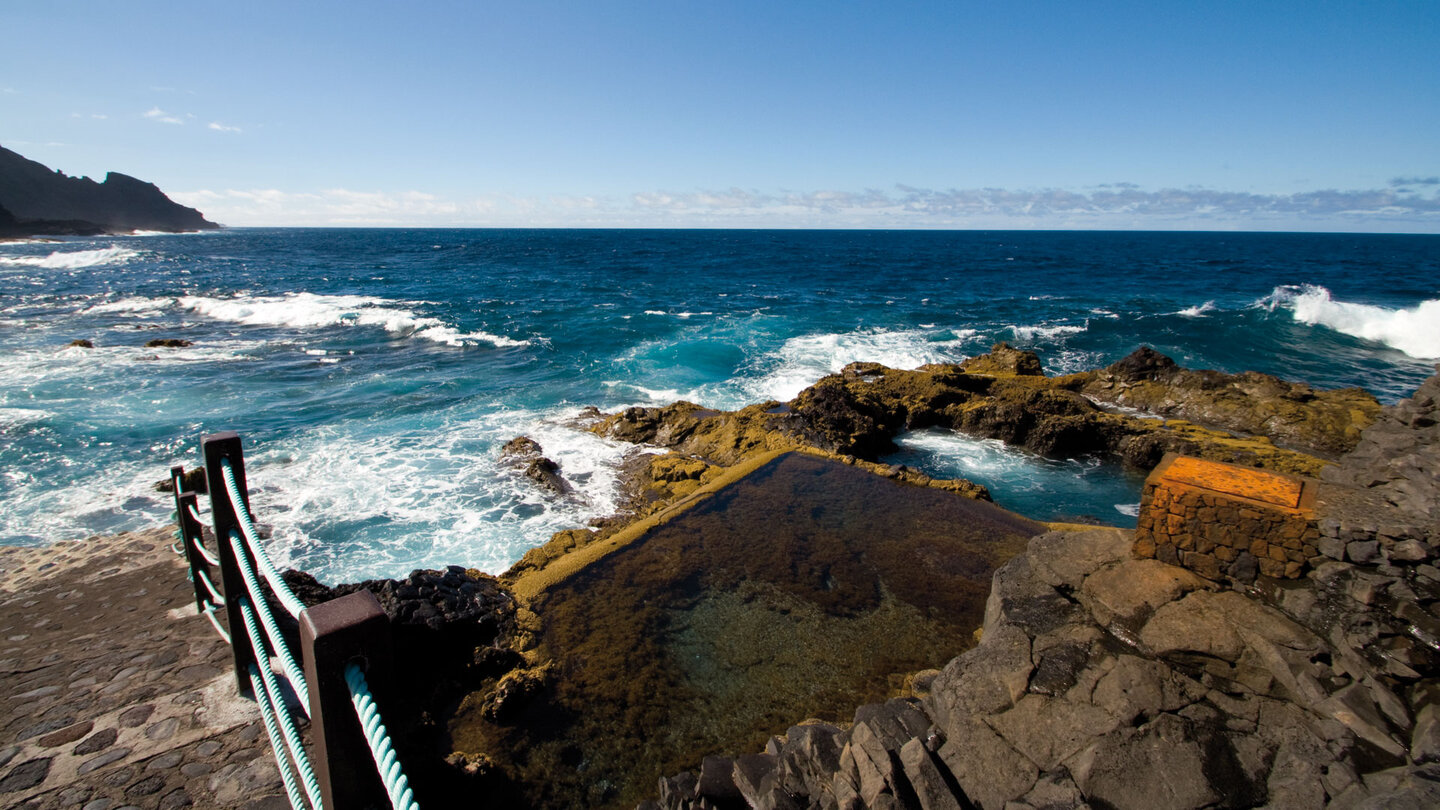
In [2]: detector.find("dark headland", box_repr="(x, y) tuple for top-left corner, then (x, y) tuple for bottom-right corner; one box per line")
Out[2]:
(3, 345), (1439, 810)
(0, 145), (218, 239)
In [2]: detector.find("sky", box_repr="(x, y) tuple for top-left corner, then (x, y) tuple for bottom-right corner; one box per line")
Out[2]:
(3, 1), (1439, 231)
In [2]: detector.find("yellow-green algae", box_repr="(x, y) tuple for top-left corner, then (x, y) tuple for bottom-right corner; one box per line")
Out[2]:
(450, 451), (1044, 810)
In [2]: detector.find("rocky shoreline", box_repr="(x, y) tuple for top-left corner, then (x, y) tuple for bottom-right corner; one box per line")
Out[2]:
(629, 359), (1440, 809)
(6, 345), (1431, 809)
(274, 344), (1431, 809)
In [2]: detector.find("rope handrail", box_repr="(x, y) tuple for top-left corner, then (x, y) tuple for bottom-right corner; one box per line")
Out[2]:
(220, 457), (307, 619)
(247, 663), (314, 810)
(192, 538), (221, 568)
(191, 434), (420, 808)
(203, 603), (232, 645)
(196, 567), (226, 606)
(185, 502), (208, 524)
(346, 663), (419, 810)
(239, 596), (323, 810)
(229, 530), (312, 717)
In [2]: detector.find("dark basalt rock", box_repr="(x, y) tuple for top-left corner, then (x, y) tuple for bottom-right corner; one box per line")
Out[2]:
(1103, 344), (1181, 382)
(499, 436), (572, 496)
(68, 339), (95, 348)
(638, 368), (1440, 810)
(1077, 346), (1381, 458)
(152, 466), (208, 494)
(144, 339), (193, 349)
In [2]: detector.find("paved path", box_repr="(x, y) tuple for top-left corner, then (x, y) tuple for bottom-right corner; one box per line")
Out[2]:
(0, 528), (285, 810)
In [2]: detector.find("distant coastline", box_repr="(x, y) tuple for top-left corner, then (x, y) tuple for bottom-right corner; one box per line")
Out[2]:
(0, 145), (219, 240)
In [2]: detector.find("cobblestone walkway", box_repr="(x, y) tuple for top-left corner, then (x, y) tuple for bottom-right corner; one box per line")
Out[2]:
(0, 528), (285, 809)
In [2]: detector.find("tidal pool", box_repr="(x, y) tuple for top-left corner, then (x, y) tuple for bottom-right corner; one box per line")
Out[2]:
(449, 451), (1044, 809)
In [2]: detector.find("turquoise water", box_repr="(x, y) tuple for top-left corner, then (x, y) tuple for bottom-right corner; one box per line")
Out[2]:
(0, 229), (1435, 580)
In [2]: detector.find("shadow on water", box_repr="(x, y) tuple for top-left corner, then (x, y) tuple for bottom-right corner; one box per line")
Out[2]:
(449, 452), (1044, 809)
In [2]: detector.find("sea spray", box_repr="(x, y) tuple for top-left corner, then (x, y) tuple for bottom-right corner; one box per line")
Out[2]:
(1262, 284), (1440, 359)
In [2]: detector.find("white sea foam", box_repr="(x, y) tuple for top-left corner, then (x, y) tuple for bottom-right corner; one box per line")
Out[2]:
(0, 246), (140, 269)
(244, 407), (636, 580)
(1261, 284), (1440, 359)
(1008, 322), (1088, 341)
(1176, 301), (1217, 317)
(740, 328), (976, 403)
(1114, 503), (1141, 517)
(178, 293), (530, 347)
(601, 381), (687, 404)
(0, 407), (53, 429)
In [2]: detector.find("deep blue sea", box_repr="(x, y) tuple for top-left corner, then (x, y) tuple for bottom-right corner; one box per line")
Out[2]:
(1, 229), (1436, 582)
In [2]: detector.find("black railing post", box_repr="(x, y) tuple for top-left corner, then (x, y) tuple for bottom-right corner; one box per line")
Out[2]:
(202, 431), (257, 698)
(301, 590), (395, 810)
(171, 466), (211, 612)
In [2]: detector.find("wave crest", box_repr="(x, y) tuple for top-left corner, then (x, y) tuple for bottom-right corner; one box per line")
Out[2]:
(0, 246), (140, 269)
(1261, 284), (1440, 359)
(178, 292), (530, 347)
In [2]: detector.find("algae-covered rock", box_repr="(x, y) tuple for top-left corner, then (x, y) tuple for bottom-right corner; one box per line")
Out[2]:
(1078, 346), (1381, 458)
(960, 342), (1045, 376)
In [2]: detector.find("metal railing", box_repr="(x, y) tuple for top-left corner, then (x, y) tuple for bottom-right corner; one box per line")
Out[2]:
(170, 431), (418, 810)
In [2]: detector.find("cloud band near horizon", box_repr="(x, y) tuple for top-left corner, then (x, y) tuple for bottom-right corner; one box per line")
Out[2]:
(173, 183), (1440, 231)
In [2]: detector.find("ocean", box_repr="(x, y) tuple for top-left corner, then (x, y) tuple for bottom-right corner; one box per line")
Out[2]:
(1, 228), (1436, 583)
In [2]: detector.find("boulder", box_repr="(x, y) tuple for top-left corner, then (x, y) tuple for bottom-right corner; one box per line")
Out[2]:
(933, 718), (1037, 810)
(1067, 714), (1225, 810)
(959, 343), (1044, 376)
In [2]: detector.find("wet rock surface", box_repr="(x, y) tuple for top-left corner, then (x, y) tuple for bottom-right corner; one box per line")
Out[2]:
(500, 436), (575, 497)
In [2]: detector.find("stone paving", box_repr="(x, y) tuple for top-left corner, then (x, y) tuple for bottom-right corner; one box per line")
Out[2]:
(0, 528), (285, 809)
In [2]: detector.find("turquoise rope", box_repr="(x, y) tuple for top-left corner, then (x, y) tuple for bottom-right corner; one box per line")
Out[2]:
(229, 530), (312, 717)
(239, 597), (323, 810)
(194, 541), (221, 568)
(196, 568), (226, 606)
(247, 664), (311, 810)
(220, 458), (306, 618)
(202, 603), (231, 645)
(345, 663), (419, 810)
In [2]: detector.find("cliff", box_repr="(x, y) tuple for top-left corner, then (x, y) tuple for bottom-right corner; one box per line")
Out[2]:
(0, 145), (218, 235)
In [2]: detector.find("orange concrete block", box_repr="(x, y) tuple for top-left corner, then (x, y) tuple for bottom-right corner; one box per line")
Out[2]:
(1162, 456), (1304, 509)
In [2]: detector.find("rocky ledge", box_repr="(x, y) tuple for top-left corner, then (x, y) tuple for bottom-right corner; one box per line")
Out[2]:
(507, 345), (1377, 582)
(639, 365), (1440, 810)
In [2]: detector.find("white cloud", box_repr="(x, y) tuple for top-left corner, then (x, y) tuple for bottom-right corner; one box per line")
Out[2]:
(143, 107), (185, 125)
(171, 183), (1440, 232)
(208, 122), (242, 133)
(171, 188), (495, 227)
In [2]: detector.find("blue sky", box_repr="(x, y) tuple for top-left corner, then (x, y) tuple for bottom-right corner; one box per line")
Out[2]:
(3, 1), (1438, 230)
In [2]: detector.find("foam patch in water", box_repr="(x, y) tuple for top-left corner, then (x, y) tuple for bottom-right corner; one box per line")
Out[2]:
(178, 292), (531, 347)
(741, 328), (977, 403)
(0, 246), (140, 269)
(243, 407), (635, 581)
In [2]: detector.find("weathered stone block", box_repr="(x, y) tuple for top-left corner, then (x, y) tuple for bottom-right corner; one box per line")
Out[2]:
(1134, 454), (1318, 580)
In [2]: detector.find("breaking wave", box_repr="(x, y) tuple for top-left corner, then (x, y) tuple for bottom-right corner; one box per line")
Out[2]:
(740, 328), (978, 403)
(178, 292), (532, 347)
(1176, 301), (1217, 317)
(1261, 284), (1440, 359)
(0, 246), (140, 269)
